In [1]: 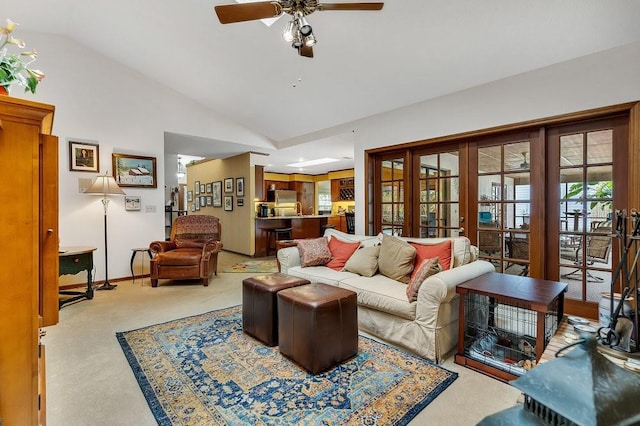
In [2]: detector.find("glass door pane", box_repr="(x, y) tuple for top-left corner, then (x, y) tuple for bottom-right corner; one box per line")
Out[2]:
(416, 151), (460, 238)
(477, 141), (531, 275)
(558, 130), (613, 302)
(380, 158), (405, 236)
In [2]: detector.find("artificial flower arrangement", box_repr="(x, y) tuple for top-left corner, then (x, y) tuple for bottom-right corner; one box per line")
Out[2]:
(0, 18), (45, 94)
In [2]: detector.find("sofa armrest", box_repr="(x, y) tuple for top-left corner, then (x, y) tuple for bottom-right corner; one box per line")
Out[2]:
(150, 240), (176, 253)
(417, 260), (495, 307)
(277, 246), (301, 273)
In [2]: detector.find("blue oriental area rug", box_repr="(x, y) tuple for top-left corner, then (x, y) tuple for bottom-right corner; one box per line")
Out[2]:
(116, 305), (457, 425)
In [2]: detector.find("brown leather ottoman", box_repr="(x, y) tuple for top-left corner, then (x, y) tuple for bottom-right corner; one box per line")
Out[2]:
(242, 273), (310, 346)
(277, 282), (358, 374)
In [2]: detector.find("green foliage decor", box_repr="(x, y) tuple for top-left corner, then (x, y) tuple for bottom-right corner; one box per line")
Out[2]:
(0, 19), (45, 94)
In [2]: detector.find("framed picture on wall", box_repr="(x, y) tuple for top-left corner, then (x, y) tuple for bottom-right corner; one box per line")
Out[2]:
(206, 182), (212, 193)
(224, 178), (234, 193)
(237, 198), (244, 207)
(200, 195), (206, 207)
(124, 196), (141, 211)
(187, 191), (193, 202)
(69, 140), (99, 172)
(200, 183), (206, 194)
(112, 153), (157, 188)
(224, 195), (233, 211)
(236, 177), (245, 197)
(212, 181), (222, 207)
(194, 181), (200, 195)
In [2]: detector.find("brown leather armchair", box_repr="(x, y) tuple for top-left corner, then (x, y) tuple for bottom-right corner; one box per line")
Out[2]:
(149, 215), (222, 287)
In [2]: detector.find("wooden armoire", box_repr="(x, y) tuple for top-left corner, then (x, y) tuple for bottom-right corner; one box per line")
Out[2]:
(0, 96), (59, 425)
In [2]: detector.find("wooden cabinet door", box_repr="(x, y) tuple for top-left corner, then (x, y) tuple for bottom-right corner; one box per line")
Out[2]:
(331, 179), (340, 201)
(40, 134), (59, 327)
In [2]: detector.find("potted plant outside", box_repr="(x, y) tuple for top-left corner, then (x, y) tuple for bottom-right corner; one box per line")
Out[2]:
(0, 19), (45, 94)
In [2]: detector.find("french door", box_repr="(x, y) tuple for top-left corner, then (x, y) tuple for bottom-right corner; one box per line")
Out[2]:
(368, 104), (634, 317)
(546, 117), (628, 315)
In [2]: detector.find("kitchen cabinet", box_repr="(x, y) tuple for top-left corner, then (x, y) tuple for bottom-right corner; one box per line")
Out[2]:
(331, 178), (354, 201)
(327, 215), (347, 233)
(255, 165), (264, 200)
(294, 181), (315, 214)
(0, 96), (58, 425)
(265, 180), (291, 192)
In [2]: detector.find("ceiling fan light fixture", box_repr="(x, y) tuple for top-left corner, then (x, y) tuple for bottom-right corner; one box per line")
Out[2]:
(291, 32), (303, 48)
(282, 20), (295, 42)
(303, 33), (316, 47)
(298, 15), (312, 36)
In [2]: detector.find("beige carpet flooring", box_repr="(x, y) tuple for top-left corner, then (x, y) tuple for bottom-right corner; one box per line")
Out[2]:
(44, 251), (520, 425)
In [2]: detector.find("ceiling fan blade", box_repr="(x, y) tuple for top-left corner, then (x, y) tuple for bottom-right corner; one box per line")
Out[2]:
(318, 3), (384, 11)
(298, 45), (314, 58)
(214, 2), (282, 24)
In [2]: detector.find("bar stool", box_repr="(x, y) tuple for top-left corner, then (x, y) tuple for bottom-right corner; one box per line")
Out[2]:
(321, 224), (335, 233)
(264, 227), (293, 256)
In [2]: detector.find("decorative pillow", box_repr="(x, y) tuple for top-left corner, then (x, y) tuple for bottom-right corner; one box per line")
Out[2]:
(295, 237), (331, 267)
(344, 245), (380, 277)
(175, 233), (217, 249)
(326, 238), (361, 271)
(378, 234), (416, 284)
(406, 257), (442, 302)
(410, 240), (452, 279)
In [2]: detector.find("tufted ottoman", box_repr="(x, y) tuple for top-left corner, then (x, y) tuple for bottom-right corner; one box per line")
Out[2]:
(277, 282), (358, 374)
(242, 273), (310, 346)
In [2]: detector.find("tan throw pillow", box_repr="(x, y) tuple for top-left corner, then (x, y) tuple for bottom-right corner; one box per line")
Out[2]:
(295, 237), (331, 267)
(378, 234), (416, 283)
(406, 257), (442, 302)
(344, 245), (380, 277)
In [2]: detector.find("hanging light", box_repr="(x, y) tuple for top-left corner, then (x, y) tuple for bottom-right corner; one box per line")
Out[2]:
(298, 14), (312, 36)
(282, 20), (295, 42)
(177, 156), (185, 178)
(303, 33), (316, 47)
(291, 30), (303, 49)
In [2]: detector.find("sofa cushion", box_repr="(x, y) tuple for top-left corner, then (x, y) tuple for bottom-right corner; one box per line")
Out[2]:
(326, 238), (361, 271)
(295, 237), (331, 267)
(324, 228), (381, 247)
(406, 257), (442, 302)
(410, 240), (452, 273)
(378, 234), (416, 284)
(344, 245), (380, 277)
(286, 265), (358, 287)
(339, 274), (416, 320)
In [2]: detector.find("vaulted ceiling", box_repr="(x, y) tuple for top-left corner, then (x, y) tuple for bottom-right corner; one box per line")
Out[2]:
(7, 1), (640, 174)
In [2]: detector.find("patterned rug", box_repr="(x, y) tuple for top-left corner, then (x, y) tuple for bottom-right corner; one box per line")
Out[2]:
(222, 260), (278, 273)
(117, 306), (457, 425)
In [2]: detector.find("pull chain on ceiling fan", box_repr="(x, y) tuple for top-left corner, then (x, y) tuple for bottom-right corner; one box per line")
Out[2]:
(214, 1), (384, 58)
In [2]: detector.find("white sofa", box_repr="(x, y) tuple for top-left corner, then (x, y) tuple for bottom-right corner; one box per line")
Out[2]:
(277, 229), (495, 362)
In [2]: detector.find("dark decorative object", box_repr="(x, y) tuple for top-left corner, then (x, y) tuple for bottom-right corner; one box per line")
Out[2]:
(479, 334), (640, 425)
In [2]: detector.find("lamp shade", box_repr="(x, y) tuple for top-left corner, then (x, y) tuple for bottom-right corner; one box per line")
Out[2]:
(84, 174), (126, 196)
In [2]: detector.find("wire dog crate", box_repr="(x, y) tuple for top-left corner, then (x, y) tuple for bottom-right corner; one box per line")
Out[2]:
(455, 273), (567, 382)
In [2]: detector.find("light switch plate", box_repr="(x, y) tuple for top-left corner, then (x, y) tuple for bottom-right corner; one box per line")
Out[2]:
(145, 205), (157, 213)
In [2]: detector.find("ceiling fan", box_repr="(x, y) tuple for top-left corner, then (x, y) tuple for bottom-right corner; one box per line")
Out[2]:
(214, 1), (384, 58)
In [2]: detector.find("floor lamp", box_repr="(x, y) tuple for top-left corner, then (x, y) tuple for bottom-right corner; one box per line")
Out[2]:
(85, 173), (125, 290)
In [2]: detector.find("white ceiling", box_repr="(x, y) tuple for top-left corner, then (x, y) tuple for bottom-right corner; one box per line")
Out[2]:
(7, 0), (640, 174)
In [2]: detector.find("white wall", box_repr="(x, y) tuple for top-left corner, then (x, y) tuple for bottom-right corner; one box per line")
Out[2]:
(350, 42), (640, 234)
(21, 33), (274, 283)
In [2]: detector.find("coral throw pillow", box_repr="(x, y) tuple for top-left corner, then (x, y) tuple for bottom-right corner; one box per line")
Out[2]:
(406, 257), (442, 302)
(326, 238), (361, 271)
(410, 240), (452, 279)
(295, 237), (332, 267)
